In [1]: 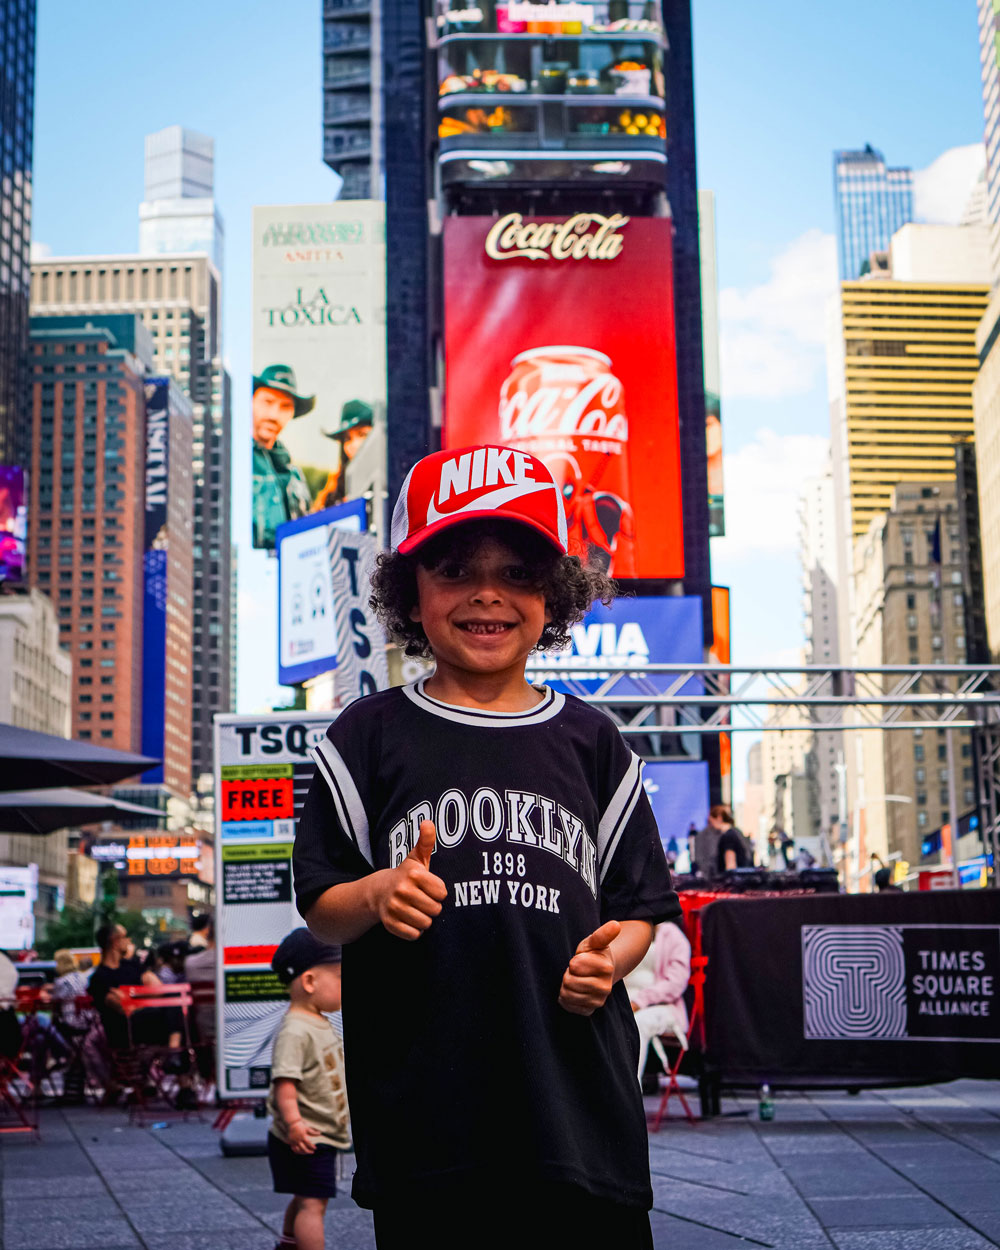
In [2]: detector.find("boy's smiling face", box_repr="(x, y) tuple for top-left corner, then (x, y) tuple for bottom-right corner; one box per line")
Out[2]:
(410, 535), (550, 683)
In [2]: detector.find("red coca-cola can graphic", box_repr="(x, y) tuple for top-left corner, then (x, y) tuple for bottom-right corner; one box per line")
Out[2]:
(498, 346), (637, 576)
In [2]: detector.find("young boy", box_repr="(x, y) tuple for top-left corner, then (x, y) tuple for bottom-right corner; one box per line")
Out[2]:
(266, 929), (350, 1250)
(293, 445), (679, 1249)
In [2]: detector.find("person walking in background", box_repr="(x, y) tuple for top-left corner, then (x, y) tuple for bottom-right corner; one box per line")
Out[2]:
(694, 805), (752, 879)
(768, 828), (794, 869)
(266, 930), (350, 1250)
(184, 920), (216, 1044)
(710, 805), (754, 874)
(188, 914), (211, 950)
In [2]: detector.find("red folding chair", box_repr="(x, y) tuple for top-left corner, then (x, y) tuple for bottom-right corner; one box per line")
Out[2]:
(649, 953), (708, 1131)
(114, 982), (199, 1122)
(0, 987), (41, 1134)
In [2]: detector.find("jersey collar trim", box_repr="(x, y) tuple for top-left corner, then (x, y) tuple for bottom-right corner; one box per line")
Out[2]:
(402, 678), (565, 728)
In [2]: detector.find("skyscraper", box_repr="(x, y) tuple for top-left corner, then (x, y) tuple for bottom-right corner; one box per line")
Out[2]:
(26, 314), (152, 756)
(832, 259), (989, 542)
(0, 0), (35, 466)
(30, 254), (233, 780)
(851, 481), (974, 874)
(322, 0), (382, 199)
(833, 146), (914, 281)
(977, 0), (1000, 282)
(799, 459), (841, 844)
(139, 127), (224, 274)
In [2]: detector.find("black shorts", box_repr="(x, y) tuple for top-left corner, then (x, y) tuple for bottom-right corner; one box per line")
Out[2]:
(267, 1131), (338, 1198)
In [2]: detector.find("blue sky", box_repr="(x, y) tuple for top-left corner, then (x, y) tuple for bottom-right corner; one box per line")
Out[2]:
(31, 1), (987, 795)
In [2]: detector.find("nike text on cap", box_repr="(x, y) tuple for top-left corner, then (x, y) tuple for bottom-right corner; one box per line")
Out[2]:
(391, 445), (569, 556)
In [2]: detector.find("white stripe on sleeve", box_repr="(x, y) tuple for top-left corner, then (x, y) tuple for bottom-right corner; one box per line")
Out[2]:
(310, 738), (373, 867)
(597, 752), (644, 884)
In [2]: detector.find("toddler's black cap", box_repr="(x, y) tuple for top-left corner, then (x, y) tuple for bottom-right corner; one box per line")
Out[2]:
(272, 928), (342, 986)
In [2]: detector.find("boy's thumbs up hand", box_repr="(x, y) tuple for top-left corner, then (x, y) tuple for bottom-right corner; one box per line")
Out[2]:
(558, 920), (622, 1016)
(373, 820), (448, 941)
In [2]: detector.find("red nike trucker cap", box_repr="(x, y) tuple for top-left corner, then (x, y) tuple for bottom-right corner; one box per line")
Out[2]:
(390, 444), (569, 556)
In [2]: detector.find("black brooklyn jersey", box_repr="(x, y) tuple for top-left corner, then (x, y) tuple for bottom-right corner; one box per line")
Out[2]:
(294, 680), (679, 1209)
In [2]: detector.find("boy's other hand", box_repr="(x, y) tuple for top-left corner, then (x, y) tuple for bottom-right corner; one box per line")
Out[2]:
(375, 819), (448, 941)
(558, 920), (622, 1016)
(288, 1120), (321, 1154)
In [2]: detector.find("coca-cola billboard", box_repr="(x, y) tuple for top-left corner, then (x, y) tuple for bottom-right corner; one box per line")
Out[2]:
(443, 214), (683, 579)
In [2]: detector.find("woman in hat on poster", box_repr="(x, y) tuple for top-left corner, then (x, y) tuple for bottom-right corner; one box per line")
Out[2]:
(252, 363), (316, 548)
(311, 399), (374, 512)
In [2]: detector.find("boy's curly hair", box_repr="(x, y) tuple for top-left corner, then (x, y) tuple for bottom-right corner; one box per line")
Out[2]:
(370, 519), (617, 658)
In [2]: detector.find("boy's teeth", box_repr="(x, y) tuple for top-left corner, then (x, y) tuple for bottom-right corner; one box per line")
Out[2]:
(465, 623), (507, 634)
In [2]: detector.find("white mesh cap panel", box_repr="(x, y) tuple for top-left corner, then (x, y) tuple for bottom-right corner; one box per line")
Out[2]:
(390, 464), (416, 551)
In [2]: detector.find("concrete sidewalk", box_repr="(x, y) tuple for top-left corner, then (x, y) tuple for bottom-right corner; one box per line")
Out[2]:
(1, 1080), (999, 1249)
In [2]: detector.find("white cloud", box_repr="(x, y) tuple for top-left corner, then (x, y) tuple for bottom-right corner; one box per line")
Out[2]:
(710, 428), (830, 561)
(29, 241), (51, 262)
(914, 143), (985, 225)
(718, 230), (838, 400)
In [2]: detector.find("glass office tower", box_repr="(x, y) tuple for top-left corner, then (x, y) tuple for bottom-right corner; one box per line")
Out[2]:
(834, 145), (913, 281)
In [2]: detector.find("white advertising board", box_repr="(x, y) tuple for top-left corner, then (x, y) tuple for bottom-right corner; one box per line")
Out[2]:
(0, 865), (38, 951)
(251, 202), (386, 550)
(276, 501), (389, 698)
(213, 712), (334, 1100)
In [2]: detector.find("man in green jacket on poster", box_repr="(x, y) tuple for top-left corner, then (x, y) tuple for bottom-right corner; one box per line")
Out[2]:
(252, 363), (315, 548)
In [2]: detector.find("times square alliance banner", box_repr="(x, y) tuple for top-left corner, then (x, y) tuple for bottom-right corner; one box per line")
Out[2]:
(443, 214), (684, 579)
(252, 204), (386, 550)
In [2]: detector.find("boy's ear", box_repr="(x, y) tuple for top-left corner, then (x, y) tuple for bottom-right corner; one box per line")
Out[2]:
(409, 601), (422, 623)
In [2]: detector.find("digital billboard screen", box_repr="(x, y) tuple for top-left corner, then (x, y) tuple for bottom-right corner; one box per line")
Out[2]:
(0, 465), (27, 585)
(528, 595), (703, 698)
(252, 203), (387, 549)
(443, 213), (683, 579)
(142, 380), (170, 784)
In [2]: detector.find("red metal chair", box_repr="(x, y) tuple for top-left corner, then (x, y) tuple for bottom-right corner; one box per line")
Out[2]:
(649, 953), (708, 1131)
(0, 987), (42, 1135)
(114, 982), (200, 1122)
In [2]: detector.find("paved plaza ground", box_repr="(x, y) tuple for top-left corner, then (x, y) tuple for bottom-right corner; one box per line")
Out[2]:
(1, 1080), (999, 1249)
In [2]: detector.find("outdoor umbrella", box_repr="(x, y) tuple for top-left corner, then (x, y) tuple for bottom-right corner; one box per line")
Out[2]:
(0, 723), (157, 791)
(0, 788), (164, 836)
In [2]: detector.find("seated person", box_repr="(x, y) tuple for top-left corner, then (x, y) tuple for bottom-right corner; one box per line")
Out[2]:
(51, 950), (94, 1103)
(51, 950), (90, 1030)
(149, 940), (189, 985)
(90, 923), (197, 1108)
(624, 919), (692, 1083)
(88, 923), (180, 1052)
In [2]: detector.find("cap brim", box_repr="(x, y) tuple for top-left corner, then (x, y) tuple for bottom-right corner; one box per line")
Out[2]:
(397, 510), (567, 556)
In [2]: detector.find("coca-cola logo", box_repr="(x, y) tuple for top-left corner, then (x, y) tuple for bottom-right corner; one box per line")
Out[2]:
(485, 213), (629, 262)
(500, 373), (628, 442)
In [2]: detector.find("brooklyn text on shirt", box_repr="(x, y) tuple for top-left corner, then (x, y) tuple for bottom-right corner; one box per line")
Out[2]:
(388, 787), (596, 904)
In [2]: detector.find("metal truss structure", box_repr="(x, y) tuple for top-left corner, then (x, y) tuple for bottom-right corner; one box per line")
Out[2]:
(524, 661), (1000, 732)
(524, 661), (1000, 882)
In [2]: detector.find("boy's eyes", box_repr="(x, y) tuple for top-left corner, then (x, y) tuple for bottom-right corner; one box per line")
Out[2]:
(431, 562), (533, 583)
